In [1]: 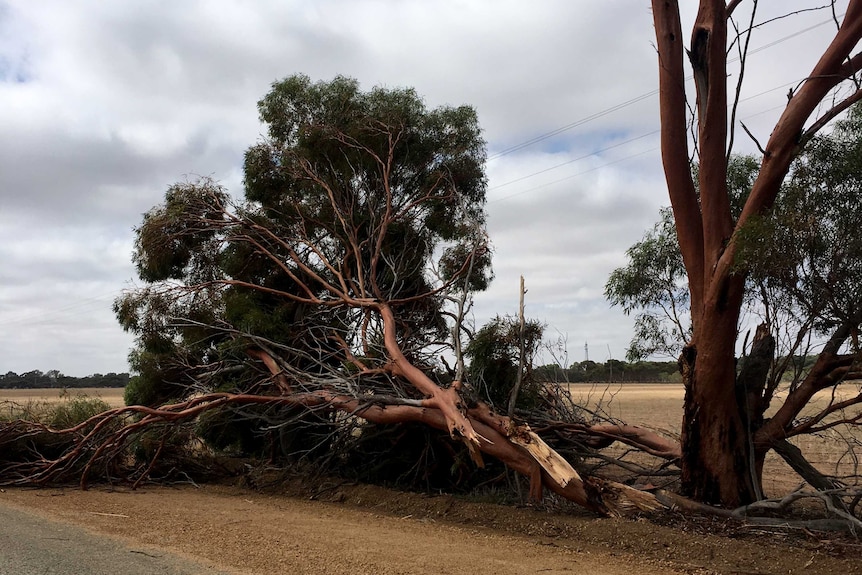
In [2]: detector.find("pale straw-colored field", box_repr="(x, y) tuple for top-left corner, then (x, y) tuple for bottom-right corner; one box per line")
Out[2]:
(568, 382), (862, 495)
(2, 385), (858, 495)
(0, 387), (126, 408)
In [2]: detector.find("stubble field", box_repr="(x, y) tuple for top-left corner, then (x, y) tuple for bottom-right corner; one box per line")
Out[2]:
(568, 382), (862, 495)
(0, 387), (125, 408)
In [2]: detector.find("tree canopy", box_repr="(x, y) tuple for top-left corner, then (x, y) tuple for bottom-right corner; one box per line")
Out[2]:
(611, 104), (862, 374)
(606, 154), (758, 361)
(116, 74), (491, 411)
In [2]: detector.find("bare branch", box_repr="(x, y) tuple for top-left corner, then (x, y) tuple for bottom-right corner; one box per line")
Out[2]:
(740, 121), (767, 154)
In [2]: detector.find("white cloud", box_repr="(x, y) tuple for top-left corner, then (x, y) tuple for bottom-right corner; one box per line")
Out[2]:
(0, 0), (852, 375)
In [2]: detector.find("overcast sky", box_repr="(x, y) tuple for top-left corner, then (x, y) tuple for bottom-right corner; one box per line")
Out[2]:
(0, 1), (853, 376)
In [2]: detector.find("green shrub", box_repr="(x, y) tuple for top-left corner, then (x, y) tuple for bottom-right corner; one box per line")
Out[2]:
(48, 394), (111, 429)
(0, 399), (48, 423)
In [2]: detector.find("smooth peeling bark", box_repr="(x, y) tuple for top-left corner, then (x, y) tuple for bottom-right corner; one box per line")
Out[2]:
(584, 424), (681, 460)
(376, 303), (480, 447)
(652, 0), (862, 508)
(467, 403), (661, 516)
(651, 0), (704, 319)
(654, 0), (757, 507)
(680, 271), (759, 506)
(288, 391), (603, 514)
(243, 349), (619, 514)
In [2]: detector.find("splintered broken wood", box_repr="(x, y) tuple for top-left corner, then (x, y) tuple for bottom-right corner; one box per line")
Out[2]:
(509, 429), (581, 487)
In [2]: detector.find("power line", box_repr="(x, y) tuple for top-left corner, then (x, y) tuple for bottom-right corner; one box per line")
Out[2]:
(488, 79), (814, 204)
(490, 145), (659, 204)
(487, 91), (657, 161)
(489, 130), (660, 191)
(487, 80), (799, 199)
(487, 13), (842, 162)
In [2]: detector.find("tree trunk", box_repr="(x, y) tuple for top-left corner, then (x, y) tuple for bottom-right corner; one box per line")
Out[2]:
(653, 0), (862, 508)
(679, 289), (759, 507)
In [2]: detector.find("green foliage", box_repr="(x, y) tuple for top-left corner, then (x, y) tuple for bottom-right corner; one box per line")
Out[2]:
(605, 207), (689, 361)
(339, 422), (504, 493)
(0, 393), (114, 472)
(47, 393), (111, 429)
(534, 360), (680, 383)
(132, 180), (228, 284)
(736, 104), (862, 335)
(613, 104), (862, 372)
(0, 393), (112, 428)
(0, 371), (129, 389)
(123, 372), (175, 407)
(691, 154), (760, 219)
(196, 405), (268, 455)
(242, 73), (491, 321)
(466, 316), (544, 410)
(115, 75), (491, 466)
(607, 155), (760, 360)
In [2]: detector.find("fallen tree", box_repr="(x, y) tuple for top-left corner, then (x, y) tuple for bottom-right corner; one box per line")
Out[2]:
(4, 3), (862, 528)
(0, 75), (673, 516)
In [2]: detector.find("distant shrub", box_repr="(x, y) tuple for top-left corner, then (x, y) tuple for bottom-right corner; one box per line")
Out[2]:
(48, 393), (111, 429)
(0, 400), (48, 423)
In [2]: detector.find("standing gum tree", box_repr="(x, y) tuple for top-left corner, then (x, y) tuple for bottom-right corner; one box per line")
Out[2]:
(652, 1), (862, 506)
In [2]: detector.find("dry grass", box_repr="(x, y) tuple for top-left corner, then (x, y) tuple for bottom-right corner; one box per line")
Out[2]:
(0, 387), (125, 409)
(0, 388), (125, 429)
(567, 383), (862, 495)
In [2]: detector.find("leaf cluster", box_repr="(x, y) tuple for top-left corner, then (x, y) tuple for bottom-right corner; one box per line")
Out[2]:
(736, 104), (862, 335)
(115, 75), (491, 413)
(465, 315), (545, 410)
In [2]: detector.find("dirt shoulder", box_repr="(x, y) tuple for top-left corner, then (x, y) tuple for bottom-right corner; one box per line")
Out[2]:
(1, 482), (858, 575)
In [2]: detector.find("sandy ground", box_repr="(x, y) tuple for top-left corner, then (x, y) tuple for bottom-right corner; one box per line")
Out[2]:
(1, 485), (675, 575)
(1, 388), (860, 574)
(2, 483), (860, 575)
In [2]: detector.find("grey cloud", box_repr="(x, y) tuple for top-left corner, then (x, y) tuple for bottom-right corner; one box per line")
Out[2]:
(0, 0), (851, 376)
(0, 125), (242, 224)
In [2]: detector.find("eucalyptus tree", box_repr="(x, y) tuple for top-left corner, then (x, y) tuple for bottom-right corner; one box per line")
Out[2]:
(108, 75), (661, 514)
(652, 1), (862, 506)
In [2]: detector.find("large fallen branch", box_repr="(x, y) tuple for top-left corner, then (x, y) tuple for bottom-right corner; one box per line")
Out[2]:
(0, 387), (665, 517)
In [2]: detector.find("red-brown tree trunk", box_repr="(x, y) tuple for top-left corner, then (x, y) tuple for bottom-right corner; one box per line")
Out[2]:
(653, 0), (862, 507)
(679, 288), (759, 506)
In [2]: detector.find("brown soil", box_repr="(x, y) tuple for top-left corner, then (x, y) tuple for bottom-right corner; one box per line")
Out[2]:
(2, 480), (860, 575)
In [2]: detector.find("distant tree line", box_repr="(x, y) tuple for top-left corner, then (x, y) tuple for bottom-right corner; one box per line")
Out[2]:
(534, 360), (681, 383)
(534, 356), (820, 384)
(0, 370), (129, 389)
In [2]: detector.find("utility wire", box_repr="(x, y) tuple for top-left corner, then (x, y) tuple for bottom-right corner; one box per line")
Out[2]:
(490, 146), (659, 203)
(489, 80), (799, 198)
(489, 77), (820, 204)
(0, 291), (122, 327)
(487, 91), (657, 161)
(487, 12), (842, 162)
(489, 130), (660, 191)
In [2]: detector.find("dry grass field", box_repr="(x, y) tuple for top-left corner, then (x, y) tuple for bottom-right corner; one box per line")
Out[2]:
(0, 387), (125, 409)
(568, 382), (862, 495)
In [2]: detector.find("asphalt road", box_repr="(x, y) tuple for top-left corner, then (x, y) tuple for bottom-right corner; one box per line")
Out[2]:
(0, 502), (232, 575)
